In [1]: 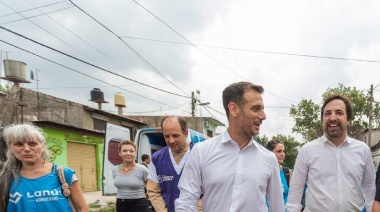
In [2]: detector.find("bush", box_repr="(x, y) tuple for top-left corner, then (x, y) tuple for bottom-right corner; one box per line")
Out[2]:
(88, 201), (116, 212)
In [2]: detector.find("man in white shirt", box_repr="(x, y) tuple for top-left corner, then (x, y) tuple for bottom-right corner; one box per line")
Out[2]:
(286, 94), (375, 212)
(175, 81), (284, 212)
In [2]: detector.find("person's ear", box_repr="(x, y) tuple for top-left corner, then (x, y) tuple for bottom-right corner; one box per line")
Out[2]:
(184, 129), (189, 138)
(228, 102), (240, 118)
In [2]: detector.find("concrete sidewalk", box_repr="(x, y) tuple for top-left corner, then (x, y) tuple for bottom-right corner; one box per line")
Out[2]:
(83, 191), (116, 205)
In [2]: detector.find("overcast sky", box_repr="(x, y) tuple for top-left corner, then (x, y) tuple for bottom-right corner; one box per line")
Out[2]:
(1, 0), (380, 141)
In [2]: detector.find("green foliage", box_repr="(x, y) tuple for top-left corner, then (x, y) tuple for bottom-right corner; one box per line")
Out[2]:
(253, 134), (269, 146)
(271, 134), (300, 169)
(88, 202), (116, 212)
(289, 99), (322, 142)
(374, 101), (380, 127)
(88, 203), (101, 208)
(255, 134), (300, 169)
(0, 84), (11, 93)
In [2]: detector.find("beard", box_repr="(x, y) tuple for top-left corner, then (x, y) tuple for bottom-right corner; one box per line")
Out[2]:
(324, 121), (345, 138)
(238, 111), (260, 138)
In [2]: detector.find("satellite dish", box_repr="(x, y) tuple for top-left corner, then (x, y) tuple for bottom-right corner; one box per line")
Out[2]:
(30, 70), (34, 80)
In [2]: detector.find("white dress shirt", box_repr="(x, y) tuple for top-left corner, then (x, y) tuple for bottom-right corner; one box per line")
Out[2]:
(286, 135), (375, 212)
(175, 130), (284, 212)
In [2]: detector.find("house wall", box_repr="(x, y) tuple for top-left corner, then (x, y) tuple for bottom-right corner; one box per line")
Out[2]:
(42, 127), (104, 190)
(0, 86), (85, 128)
(0, 85), (146, 191)
(127, 115), (220, 137)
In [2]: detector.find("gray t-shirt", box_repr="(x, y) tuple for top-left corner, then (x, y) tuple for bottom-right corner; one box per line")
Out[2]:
(112, 163), (149, 199)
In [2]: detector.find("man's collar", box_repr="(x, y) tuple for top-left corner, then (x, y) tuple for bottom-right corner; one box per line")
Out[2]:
(221, 130), (256, 148)
(322, 134), (351, 144)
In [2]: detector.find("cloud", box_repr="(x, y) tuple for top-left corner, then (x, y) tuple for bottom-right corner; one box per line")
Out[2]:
(1, 0), (380, 141)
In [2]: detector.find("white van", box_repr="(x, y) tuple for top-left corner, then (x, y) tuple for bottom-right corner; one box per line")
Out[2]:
(102, 125), (208, 195)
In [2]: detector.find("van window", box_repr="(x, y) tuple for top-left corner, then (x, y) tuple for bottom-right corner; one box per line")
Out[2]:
(108, 139), (122, 165)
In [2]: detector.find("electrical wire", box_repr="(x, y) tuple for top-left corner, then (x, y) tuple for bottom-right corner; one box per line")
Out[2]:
(68, 0), (188, 96)
(132, 0), (296, 104)
(22, 0), (148, 82)
(0, 1), (99, 65)
(0, 26), (189, 98)
(0, 39), (192, 112)
(122, 35), (380, 64)
(0, 0), (69, 18)
(132, 0), (246, 80)
(13, 0), (177, 108)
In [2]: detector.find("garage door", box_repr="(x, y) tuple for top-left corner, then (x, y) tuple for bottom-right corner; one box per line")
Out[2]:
(67, 142), (97, 192)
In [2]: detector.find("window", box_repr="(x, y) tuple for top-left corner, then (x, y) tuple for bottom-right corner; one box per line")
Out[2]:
(108, 140), (122, 165)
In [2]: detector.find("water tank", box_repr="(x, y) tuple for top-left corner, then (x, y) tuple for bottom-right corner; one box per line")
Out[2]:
(3, 59), (27, 80)
(115, 92), (126, 107)
(90, 88), (104, 102)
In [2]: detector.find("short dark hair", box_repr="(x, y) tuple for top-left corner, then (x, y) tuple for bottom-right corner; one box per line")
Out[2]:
(141, 154), (149, 161)
(321, 94), (352, 122)
(161, 116), (188, 133)
(118, 140), (136, 152)
(265, 139), (283, 152)
(222, 81), (264, 118)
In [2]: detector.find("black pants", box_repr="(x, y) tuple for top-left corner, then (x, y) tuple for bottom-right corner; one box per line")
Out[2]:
(116, 198), (150, 212)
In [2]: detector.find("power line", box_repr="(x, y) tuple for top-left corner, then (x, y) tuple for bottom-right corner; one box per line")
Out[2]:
(28, 83), (170, 90)
(132, 0), (246, 80)
(0, 26), (189, 98)
(0, 39), (190, 112)
(1, 6), (74, 25)
(16, 0), (175, 107)
(121, 35), (380, 64)
(0, 1), (99, 65)
(0, 0), (69, 18)
(68, 0), (188, 96)
(22, 0), (148, 82)
(132, 0), (295, 104)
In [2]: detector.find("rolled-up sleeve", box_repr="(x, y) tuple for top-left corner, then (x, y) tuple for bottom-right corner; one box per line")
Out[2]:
(175, 144), (202, 212)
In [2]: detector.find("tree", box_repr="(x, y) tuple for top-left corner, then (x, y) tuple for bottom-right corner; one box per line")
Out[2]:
(254, 134), (300, 169)
(289, 99), (322, 142)
(271, 134), (300, 169)
(290, 84), (380, 142)
(0, 84), (11, 93)
(253, 134), (269, 146)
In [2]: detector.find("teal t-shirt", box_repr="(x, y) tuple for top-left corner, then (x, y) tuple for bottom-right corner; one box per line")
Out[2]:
(7, 164), (74, 212)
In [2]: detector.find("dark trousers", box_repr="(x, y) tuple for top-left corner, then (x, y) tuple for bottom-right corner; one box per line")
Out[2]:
(116, 198), (150, 212)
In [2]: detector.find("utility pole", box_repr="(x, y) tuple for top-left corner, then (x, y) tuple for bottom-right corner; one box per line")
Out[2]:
(368, 84), (373, 148)
(191, 91), (196, 130)
(191, 90), (210, 131)
(36, 69), (40, 120)
(191, 91), (195, 118)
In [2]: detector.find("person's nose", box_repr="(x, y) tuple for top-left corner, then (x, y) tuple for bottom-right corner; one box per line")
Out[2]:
(260, 111), (266, 120)
(167, 137), (175, 144)
(23, 144), (32, 152)
(329, 112), (338, 121)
